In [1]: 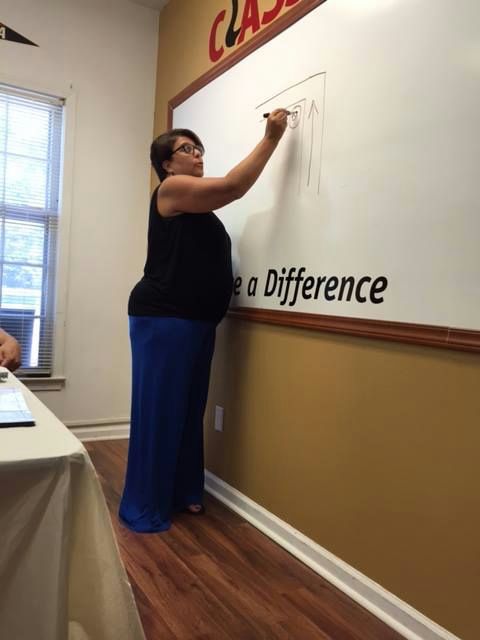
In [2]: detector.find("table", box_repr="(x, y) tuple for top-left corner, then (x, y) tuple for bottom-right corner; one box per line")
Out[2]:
(0, 369), (145, 640)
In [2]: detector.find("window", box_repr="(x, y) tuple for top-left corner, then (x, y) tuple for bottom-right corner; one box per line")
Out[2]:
(0, 84), (64, 376)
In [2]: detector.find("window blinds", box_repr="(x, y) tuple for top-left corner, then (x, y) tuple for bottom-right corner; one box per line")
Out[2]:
(0, 84), (64, 375)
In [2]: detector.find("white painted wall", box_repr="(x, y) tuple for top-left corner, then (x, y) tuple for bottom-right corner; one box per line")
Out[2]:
(0, 0), (159, 423)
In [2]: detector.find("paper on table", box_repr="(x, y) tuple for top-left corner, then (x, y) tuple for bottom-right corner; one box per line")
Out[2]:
(0, 387), (35, 427)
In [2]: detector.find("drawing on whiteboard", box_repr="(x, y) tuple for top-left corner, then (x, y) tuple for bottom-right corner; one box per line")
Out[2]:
(288, 105), (302, 129)
(255, 73), (326, 195)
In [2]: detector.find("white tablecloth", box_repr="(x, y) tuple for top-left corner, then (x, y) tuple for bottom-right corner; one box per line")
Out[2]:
(0, 369), (145, 640)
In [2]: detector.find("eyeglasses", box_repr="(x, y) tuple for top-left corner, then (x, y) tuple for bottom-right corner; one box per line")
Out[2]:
(171, 143), (204, 158)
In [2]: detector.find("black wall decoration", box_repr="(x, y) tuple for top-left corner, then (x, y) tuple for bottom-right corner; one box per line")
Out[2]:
(0, 22), (38, 46)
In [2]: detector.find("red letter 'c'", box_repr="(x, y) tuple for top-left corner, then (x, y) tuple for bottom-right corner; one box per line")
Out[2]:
(209, 10), (226, 63)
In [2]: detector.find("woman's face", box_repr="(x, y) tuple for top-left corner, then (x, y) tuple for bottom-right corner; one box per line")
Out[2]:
(164, 136), (204, 178)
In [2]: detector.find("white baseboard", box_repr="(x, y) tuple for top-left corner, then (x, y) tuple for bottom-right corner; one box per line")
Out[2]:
(67, 419), (130, 441)
(205, 470), (460, 640)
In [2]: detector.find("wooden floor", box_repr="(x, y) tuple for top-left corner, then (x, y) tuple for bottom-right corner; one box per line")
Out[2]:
(85, 440), (404, 640)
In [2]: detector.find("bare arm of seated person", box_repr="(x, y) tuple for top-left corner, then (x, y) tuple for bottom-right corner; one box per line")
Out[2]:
(157, 109), (288, 217)
(0, 329), (21, 371)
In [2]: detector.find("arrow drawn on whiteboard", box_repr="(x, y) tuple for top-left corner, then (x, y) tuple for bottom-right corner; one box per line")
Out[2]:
(255, 72), (326, 196)
(307, 100), (319, 187)
(255, 73), (325, 109)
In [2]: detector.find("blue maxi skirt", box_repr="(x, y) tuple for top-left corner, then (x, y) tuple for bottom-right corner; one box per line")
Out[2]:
(119, 316), (216, 532)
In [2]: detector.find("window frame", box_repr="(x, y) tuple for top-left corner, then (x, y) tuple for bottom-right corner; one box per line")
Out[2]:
(0, 77), (75, 388)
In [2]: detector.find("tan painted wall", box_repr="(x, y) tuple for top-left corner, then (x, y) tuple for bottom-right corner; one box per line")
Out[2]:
(155, 2), (480, 638)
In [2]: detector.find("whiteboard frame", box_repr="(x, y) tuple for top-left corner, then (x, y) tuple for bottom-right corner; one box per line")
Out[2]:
(168, 0), (480, 354)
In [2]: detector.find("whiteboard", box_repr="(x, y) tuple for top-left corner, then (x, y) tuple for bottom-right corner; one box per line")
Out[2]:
(172, 0), (480, 333)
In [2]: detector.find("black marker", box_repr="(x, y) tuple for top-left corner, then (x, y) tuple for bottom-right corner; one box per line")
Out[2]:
(263, 110), (292, 118)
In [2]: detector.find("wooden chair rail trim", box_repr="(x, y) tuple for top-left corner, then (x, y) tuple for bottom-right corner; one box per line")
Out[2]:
(227, 307), (480, 353)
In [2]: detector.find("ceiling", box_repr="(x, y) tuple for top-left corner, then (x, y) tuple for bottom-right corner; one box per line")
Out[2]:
(127, 0), (170, 11)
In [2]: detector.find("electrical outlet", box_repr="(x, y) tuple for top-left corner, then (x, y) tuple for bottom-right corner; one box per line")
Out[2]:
(214, 405), (224, 432)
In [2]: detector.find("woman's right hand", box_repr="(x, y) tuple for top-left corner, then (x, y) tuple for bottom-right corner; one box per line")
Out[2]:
(157, 108), (291, 216)
(265, 108), (289, 144)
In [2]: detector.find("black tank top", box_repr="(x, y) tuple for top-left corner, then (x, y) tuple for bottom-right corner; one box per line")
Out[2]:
(128, 187), (233, 323)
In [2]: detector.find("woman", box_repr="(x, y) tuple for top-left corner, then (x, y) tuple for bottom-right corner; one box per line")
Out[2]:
(119, 109), (288, 532)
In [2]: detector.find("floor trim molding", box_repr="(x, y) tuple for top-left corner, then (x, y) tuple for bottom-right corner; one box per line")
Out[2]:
(205, 470), (459, 640)
(68, 419), (130, 441)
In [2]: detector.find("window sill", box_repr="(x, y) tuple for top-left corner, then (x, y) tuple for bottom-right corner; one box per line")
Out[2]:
(20, 376), (66, 391)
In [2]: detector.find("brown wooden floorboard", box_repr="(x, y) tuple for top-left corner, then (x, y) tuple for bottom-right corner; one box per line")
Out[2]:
(85, 440), (405, 640)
